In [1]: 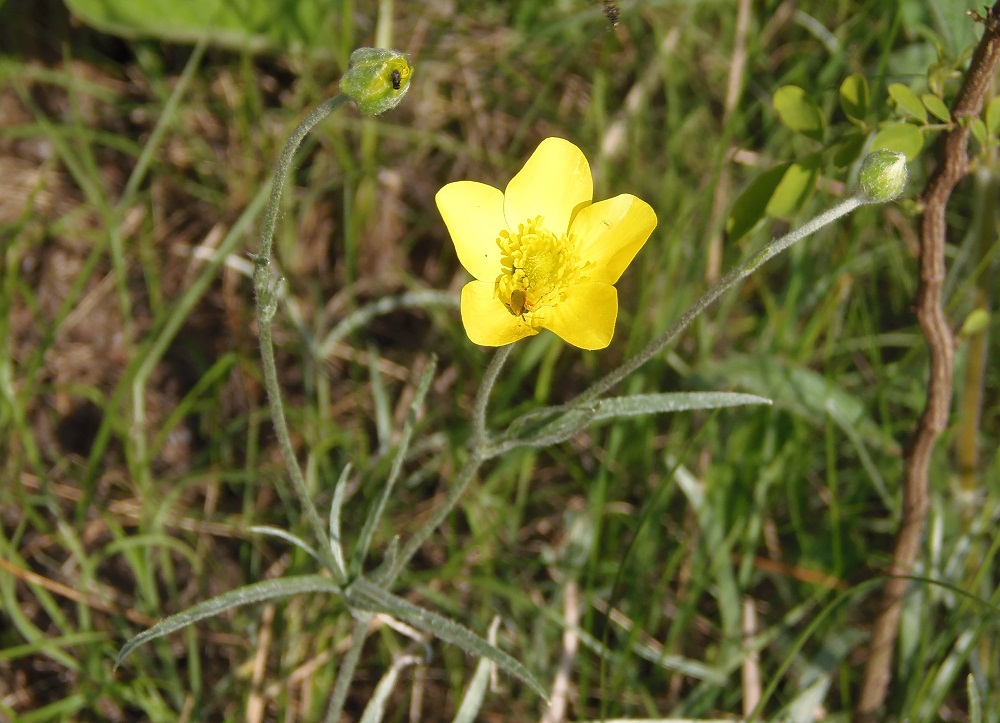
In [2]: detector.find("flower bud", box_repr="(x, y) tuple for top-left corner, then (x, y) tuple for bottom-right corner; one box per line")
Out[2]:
(859, 149), (907, 202)
(339, 48), (413, 117)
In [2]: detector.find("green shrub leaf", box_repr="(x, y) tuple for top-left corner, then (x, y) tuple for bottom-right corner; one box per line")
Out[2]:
(727, 164), (789, 241)
(986, 95), (1000, 135)
(766, 153), (822, 219)
(64, 0), (334, 53)
(831, 132), (867, 168)
(839, 73), (869, 122)
(969, 117), (988, 149)
(773, 86), (825, 141)
(871, 123), (923, 160)
(922, 93), (951, 122)
(888, 83), (927, 123)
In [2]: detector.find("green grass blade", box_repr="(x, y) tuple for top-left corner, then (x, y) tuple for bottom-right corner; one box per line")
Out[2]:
(352, 356), (437, 574)
(358, 654), (422, 723)
(452, 617), (502, 723)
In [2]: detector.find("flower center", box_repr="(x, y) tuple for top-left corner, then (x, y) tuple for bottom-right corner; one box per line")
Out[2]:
(494, 216), (588, 323)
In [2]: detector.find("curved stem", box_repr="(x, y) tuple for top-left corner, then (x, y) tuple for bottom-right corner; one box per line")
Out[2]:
(472, 344), (514, 444)
(575, 195), (867, 405)
(255, 95), (351, 274)
(253, 94), (352, 583)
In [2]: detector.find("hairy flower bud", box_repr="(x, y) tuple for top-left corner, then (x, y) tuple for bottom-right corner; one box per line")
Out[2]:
(859, 150), (908, 202)
(339, 47), (413, 116)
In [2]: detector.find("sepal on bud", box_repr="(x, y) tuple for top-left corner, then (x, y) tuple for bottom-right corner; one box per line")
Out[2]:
(859, 149), (908, 202)
(339, 48), (413, 117)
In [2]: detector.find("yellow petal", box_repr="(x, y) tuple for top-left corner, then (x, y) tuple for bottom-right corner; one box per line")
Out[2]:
(436, 181), (506, 281)
(504, 138), (593, 234)
(461, 281), (538, 346)
(571, 194), (657, 283)
(539, 281), (618, 350)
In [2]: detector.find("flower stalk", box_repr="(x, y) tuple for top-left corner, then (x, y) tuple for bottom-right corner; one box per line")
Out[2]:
(252, 48), (414, 585)
(575, 194), (869, 406)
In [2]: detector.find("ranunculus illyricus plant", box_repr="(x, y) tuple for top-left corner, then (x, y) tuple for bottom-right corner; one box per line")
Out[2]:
(436, 137), (657, 350)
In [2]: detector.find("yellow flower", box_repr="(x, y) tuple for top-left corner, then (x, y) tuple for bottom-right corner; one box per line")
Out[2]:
(436, 137), (657, 350)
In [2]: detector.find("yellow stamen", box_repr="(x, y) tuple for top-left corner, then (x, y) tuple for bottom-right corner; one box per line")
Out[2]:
(494, 216), (589, 324)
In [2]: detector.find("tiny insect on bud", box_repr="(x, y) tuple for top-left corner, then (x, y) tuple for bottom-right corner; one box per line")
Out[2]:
(339, 47), (413, 117)
(859, 149), (908, 202)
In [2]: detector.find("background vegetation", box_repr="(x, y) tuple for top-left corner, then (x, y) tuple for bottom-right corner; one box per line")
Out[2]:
(1, 0), (997, 720)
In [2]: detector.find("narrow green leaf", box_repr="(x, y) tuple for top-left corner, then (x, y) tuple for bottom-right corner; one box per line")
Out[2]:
(773, 86), (825, 141)
(329, 463), (352, 582)
(726, 164), (789, 241)
(986, 95), (1000, 135)
(520, 407), (593, 447)
(839, 73), (869, 122)
(353, 356), (437, 573)
(116, 575), (341, 668)
(871, 123), (923, 160)
(368, 344), (392, 455)
(0, 632), (107, 663)
(591, 392), (771, 420)
(346, 578), (548, 700)
(766, 153), (821, 219)
(922, 92), (951, 122)
(503, 393), (770, 451)
(249, 526), (322, 565)
(968, 674), (983, 723)
(888, 83), (927, 122)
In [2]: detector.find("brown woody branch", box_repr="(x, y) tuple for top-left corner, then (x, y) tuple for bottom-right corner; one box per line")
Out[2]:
(856, 5), (1000, 720)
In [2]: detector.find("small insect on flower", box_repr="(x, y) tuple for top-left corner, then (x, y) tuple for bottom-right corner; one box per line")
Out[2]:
(603, 0), (620, 27)
(391, 69), (402, 90)
(507, 288), (527, 316)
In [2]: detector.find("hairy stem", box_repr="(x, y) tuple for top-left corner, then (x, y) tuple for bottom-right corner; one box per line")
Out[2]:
(856, 6), (1000, 719)
(253, 94), (352, 583)
(576, 195), (867, 406)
